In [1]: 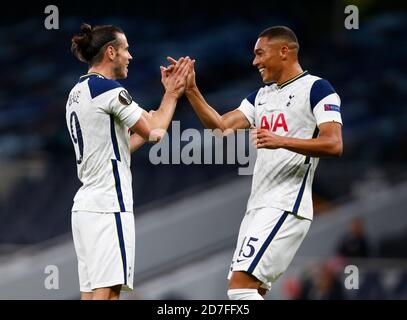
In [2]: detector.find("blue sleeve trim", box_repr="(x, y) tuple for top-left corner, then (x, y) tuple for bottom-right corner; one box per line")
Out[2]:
(88, 77), (122, 99)
(246, 89), (260, 106)
(310, 79), (336, 110)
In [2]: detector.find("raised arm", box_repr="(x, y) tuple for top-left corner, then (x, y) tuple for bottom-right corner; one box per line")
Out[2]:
(167, 57), (250, 133)
(186, 86), (251, 132)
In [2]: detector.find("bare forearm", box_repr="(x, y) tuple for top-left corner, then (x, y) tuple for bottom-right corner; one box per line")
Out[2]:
(150, 92), (178, 131)
(279, 135), (343, 157)
(130, 133), (146, 153)
(186, 87), (225, 130)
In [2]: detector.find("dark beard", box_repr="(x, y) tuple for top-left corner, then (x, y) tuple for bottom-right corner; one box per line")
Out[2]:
(113, 64), (126, 80)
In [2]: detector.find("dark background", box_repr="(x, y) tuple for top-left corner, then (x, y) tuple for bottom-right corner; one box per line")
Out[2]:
(0, 0), (406, 254)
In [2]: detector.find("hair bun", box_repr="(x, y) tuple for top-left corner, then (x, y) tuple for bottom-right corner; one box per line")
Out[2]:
(80, 23), (92, 35)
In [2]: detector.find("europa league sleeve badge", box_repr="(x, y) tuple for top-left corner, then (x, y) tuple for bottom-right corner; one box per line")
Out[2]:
(118, 90), (133, 106)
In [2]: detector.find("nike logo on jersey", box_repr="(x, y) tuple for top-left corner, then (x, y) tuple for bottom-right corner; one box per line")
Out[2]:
(236, 258), (249, 263)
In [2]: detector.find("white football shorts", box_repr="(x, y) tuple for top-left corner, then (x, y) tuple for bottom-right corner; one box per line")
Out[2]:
(71, 211), (135, 292)
(228, 207), (311, 290)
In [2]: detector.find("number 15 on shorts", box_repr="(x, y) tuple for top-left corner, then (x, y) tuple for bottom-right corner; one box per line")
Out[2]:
(237, 236), (259, 263)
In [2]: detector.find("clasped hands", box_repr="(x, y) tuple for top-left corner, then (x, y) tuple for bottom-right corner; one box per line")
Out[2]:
(160, 56), (283, 150)
(160, 56), (196, 99)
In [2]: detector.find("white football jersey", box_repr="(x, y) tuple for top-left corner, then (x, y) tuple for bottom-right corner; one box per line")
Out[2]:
(66, 73), (144, 213)
(238, 71), (342, 220)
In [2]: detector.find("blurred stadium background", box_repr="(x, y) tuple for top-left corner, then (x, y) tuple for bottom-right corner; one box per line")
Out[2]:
(0, 0), (406, 299)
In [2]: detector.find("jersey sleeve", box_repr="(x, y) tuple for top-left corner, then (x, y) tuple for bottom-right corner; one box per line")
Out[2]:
(310, 79), (343, 126)
(89, 77), (144, 128)
(237, 89), (258, 126)
(106, 88), (144, 128)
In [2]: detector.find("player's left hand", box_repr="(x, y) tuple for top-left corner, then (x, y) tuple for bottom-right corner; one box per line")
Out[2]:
(165, 56), (197, 92)
(251, 128), (283, 149)
(160, 57), (193, 98)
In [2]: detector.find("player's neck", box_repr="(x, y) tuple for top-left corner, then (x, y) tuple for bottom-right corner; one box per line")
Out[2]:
(87, 66), (115, 80)
(276, 63), (303, 86)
